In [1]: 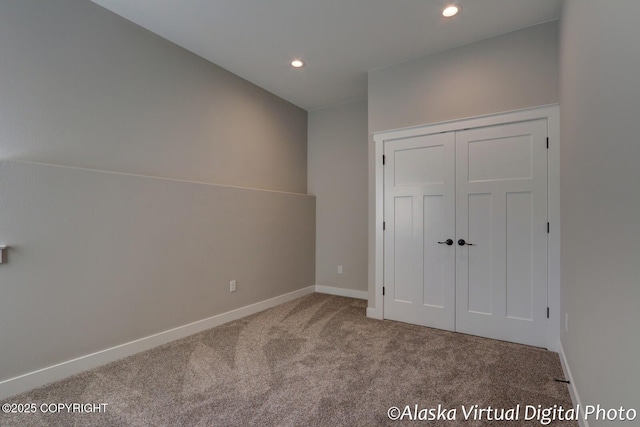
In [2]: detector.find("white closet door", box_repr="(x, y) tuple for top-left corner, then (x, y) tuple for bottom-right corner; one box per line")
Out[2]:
(455, 119), (548, 347)
(383, 132), (456, 330)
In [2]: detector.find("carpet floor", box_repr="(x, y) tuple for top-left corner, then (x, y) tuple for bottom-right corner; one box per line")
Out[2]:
(1, 293), (576, 426)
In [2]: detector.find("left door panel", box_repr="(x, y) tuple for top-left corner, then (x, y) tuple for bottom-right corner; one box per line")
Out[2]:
(383, 132), (456, 329)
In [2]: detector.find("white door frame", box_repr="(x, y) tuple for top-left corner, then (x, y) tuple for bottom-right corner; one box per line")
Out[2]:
(369, 104), (560, 351)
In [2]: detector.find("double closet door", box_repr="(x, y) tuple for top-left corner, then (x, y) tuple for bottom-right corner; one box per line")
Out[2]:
(383, 119), (548, 348)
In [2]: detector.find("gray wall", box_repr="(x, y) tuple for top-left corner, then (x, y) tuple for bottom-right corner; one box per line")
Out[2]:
(308, 100), (368, 293)
(368, 21), (559, 133)
(559, 0), (640, 422)
(0, 0), (314, 384)
(0, 161), (314, 382)
(0, 0), (307, 194)
(367, 21), (559, 310)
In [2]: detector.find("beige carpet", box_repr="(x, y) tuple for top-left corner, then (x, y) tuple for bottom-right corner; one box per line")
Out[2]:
(1, 293), (576, 426)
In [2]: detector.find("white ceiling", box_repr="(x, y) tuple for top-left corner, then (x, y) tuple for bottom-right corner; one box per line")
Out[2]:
(91, 0), (563, 111)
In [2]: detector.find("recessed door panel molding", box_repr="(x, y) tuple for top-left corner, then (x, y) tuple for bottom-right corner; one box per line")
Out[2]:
(468, 134), (533, 182)
(381, 116), (549, 349)
(394, 145), (445, 186)
(393, 196), (414, 303)
(466, 193), (493, 315)
(506, 191), (534, 321)
(422, 195), (447, 307)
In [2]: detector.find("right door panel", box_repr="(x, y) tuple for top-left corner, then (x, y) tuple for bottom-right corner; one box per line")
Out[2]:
(455, 119), (548, 347)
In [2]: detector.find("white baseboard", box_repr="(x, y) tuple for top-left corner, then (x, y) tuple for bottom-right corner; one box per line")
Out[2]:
(315, 284), (368, 300)
(558, 341), (588, 427)
(366, 306), (383, 320)
(0, 286), (315, 400)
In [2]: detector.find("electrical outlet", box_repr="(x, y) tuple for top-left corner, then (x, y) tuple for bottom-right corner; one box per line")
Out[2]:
(230, 280), (237, 293)
(565, 313), (569, 333)
(338, 265), (343, 274)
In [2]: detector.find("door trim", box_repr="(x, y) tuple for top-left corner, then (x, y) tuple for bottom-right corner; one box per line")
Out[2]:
(370, 104), (560, 351)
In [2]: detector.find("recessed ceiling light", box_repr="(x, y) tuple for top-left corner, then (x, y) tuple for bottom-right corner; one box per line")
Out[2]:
(291, 59), (305, 68)
(442, 5), (461, 17)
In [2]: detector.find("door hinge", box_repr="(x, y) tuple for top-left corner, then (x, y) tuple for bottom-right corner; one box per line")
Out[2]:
(382, 154), (386, 165)
(546, 137), (549, 149)
(547, 307), (550, 319)
(547, 222), (550, 233)
(383, 287), (385, 296)
(383, 221), (386, 230)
